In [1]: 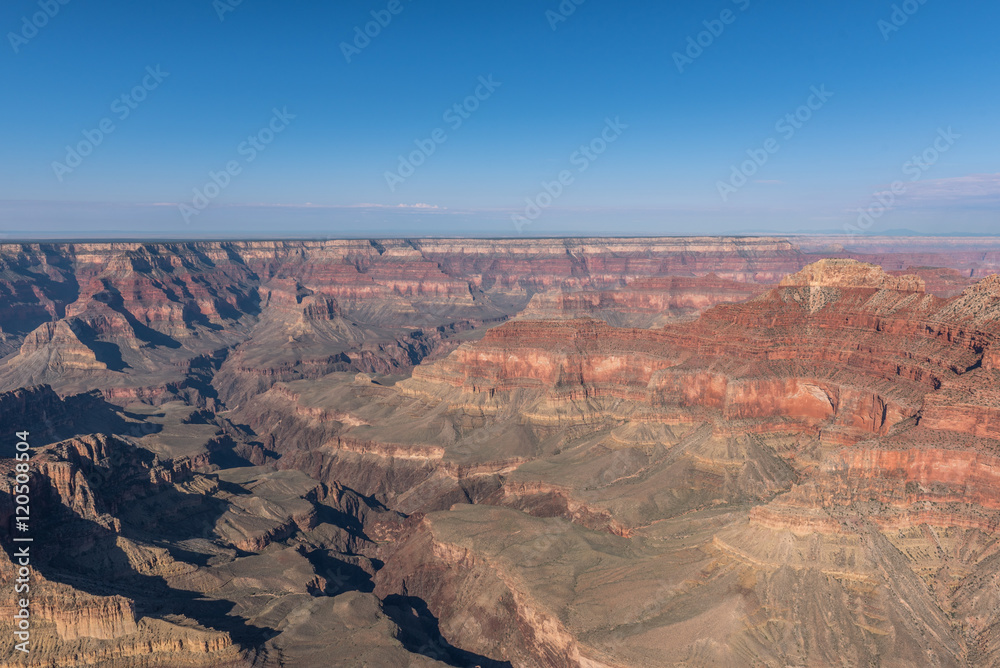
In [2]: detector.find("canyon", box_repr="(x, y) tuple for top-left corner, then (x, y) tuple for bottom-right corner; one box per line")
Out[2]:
(3, 236), (1000, 666)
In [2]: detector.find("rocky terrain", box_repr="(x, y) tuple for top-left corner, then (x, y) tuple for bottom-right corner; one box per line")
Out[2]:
(3, 237), (1000, 666)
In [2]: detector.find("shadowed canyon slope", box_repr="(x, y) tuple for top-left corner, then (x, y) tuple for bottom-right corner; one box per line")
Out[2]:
(4, 237), (1000, 666)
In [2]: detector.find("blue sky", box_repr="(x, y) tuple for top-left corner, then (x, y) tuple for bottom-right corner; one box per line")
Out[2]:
(1, 0), (998, 238)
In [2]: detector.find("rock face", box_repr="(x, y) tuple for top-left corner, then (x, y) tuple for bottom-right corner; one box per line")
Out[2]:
(779, 258), (926, 291)
(399, 259), (977, 442)
(5, 241), (1000, 666)
(518, 276), (766, 327)
(16, 320), (108, 373)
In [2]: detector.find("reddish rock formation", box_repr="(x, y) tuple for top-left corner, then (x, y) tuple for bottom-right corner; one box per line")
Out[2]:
(518, 275), (767, 327)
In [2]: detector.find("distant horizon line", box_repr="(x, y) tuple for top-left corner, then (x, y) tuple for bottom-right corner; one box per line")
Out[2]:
(2, 232), (1000, 245)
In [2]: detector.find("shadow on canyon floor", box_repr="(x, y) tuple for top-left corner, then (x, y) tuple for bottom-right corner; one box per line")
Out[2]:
(384, 594), (514, 668)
